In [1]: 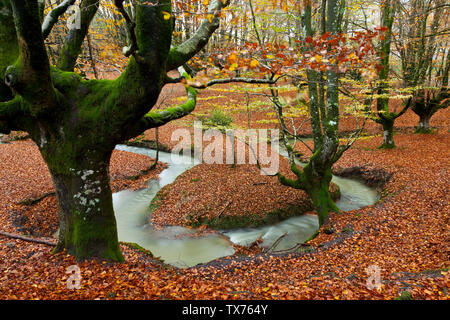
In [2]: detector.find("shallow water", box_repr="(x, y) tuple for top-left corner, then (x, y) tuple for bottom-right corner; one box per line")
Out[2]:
(113, 145), (378, 267)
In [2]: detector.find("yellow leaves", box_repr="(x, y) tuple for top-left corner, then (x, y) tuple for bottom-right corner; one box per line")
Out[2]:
(229, 63), (238, 72)
(161, 11), (171, 20)
(206, 14), (215, 23)
(227, 53), (237, 64)
(250, 59), (259, 69)
(315, 54), (322, 64)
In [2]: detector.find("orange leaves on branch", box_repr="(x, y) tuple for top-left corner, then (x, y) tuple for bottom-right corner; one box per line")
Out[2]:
(249, 59), (260, 69)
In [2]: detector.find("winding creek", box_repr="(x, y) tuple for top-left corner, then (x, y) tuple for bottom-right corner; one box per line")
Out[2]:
(113, 145), (379, 268)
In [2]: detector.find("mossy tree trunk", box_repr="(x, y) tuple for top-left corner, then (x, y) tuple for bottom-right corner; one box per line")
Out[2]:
(413, 95), (434, 134)
(276, 0), (346, 228)
(302, 159), (339, 226)
(0, 0), (228, 261)
(412, 88), (449, 134)
(379, 115), (395, 149)
(417, 114), (431, 133)
(48, 149), (122, 261)
(0, 0), (18, 105)
(374, 0), (410, 149)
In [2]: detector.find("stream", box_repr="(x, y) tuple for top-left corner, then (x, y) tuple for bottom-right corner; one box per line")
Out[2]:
(113, 145), (379, 268)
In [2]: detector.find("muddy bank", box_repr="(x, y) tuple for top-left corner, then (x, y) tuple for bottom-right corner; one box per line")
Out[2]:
(333, 165), (392, 190)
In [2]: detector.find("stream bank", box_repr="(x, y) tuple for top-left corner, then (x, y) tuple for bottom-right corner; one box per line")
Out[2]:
(113, 145), (379, 268)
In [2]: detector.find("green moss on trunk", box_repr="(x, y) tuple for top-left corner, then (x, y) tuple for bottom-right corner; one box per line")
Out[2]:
(0, 0), (18, 102)
(302, 165), (339, 226)
(379, 119), (396, 149)
(48, 152), (124, 262)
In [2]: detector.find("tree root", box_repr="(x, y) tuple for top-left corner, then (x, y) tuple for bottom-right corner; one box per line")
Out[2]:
(0, 230), (56, 246)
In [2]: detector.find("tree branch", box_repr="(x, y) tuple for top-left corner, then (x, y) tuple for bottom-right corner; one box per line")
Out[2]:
(189, 76), (281, 89)
(56, 0), (99, 71)
(393, 97), (412, 119)
(0, 96), (27, 134)
(121, 67), (197, 140)
(114, 0), (141, 60)
(41, 0), (76, 40)
(143, 86), (197, 128)
(7, 0), (56, 114)
(167, 0), (230, 70)
(0, 231), (56, 247)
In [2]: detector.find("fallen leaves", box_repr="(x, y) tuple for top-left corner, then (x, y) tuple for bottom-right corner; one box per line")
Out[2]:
(0, 88), (449, 300)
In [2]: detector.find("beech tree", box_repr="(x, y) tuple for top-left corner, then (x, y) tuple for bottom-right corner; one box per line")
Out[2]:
(0, 0), (229, 261)
(372, 0), (410, 149)
(275, 0), (366, 227)
(395, 0), (449, 133)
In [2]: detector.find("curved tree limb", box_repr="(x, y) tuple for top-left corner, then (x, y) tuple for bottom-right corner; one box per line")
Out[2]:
(7, 0), (56, 115)
(393, 97), (412, 119)
(143, 85), (197, 128)
(121, 67), (197, 140)
(167, 0), (230, 70)
(56, 0), (99, 71)
(41, 0), (76, 39)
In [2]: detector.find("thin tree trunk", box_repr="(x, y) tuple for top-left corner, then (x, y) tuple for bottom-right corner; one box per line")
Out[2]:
(86, 32), (98, 79)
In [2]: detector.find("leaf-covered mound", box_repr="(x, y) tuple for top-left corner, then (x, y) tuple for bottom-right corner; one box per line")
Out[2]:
(150, 158), (341, 229)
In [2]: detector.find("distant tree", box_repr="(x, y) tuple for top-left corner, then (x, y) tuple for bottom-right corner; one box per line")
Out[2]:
(373, 0), (411, 149)
(395, 0), (449, 133)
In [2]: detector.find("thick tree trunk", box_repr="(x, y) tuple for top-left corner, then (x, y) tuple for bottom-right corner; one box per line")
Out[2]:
(417, 113), (431, 133)
(0, 0), (18, 102)
(380, 119), (395, 149)
(303, 165), (339, 226)
(48, 150), (124, 262)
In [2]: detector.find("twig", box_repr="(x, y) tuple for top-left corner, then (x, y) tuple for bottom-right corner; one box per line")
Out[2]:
(17, 192), (56, 206)
(218, 200), (233, 218)
(271, 242), (311, 254)
(265, 232), (287, 253)
(0, 231), (56, 247)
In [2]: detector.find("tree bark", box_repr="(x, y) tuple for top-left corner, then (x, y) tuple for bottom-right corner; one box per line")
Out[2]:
(380, 118), (395, 149)
(48, 148), (124, 261)
(0, 0), (18, 102)
(417, 113), (431, 133)
(303, 164), (339, 226)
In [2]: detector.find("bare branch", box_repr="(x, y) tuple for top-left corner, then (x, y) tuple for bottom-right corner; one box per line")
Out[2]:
(114, 0), (141, 60)
(56, 0), (99, 71)
(42, 0), (76, 39)
(167, 0), (230, 70)
(189, 76), (281, 89)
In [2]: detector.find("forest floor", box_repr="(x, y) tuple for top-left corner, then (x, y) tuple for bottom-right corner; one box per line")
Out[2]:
(0, 81), (448, 300)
